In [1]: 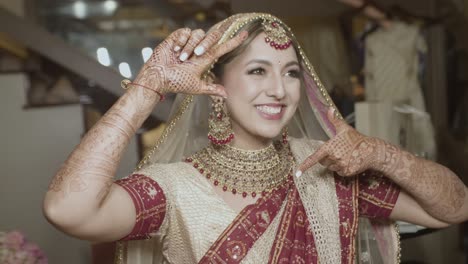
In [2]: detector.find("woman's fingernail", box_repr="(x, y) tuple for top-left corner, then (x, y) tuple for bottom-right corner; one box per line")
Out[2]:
(295, 170), (302, 178)
(179, 52), (188, 61)
(194, 46), (205, 56)
(174, 46), (181, 52)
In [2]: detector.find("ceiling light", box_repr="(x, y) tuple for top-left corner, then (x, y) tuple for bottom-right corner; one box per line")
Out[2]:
(73, 1), (87, 19)
(119, 62), (132, 78)
(103, 0), (118, 14)
(97, 47), (111, 66)
(141, 47), (153, 63)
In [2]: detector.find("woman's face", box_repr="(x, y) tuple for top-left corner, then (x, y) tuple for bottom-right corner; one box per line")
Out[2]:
(220, 32), (301, 148)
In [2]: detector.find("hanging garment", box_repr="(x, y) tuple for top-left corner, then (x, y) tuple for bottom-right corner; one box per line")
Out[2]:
(363, 21), (436, 159)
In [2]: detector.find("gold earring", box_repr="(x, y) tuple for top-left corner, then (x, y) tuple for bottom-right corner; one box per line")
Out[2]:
(208, 97), (234, 145)
(282, 126), (289, 145)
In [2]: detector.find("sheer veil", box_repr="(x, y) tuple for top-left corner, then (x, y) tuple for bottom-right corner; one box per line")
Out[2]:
(115, 13), (400, 264)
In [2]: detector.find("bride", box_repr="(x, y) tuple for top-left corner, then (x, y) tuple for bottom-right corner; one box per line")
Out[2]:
(43, 13), (468, 263)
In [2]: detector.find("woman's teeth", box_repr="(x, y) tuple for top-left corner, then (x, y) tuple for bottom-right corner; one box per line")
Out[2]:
(256, 105), (282, 114)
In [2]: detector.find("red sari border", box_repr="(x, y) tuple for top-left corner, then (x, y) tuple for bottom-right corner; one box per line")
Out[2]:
(115, 174), (167, 241)
(335, 175), (360, 264)
(268, 185), (318, 264)
(198, 180), (292, 264)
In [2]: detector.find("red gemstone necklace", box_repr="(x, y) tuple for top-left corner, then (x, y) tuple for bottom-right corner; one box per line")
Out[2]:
(185, 141), (294, 198)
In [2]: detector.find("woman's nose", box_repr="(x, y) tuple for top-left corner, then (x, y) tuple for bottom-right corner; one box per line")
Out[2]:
(265, 74), (286, 99)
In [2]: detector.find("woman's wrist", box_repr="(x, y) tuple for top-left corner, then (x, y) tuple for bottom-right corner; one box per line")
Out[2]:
(132, 65), (167, 97)
(370, 138), (405, 176)
(121, 79), (165, 102)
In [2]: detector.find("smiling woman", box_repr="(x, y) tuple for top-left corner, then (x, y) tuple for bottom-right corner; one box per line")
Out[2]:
(43, 13), (468, 264)
(217, 31), (302, 149)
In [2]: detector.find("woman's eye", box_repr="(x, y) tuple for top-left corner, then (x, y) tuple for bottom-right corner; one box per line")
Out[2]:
(247, 68), (265, 75)
(286, 69), (300, 78)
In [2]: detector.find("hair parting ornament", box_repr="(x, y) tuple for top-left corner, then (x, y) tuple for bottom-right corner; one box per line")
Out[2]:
(262, 19), (292, 50)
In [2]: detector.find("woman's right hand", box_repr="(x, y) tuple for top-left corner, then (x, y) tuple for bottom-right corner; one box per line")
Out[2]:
(134, 28), (248, 98)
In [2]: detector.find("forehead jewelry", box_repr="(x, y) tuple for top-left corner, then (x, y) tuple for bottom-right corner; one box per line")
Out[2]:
(262, 19), (292, 50)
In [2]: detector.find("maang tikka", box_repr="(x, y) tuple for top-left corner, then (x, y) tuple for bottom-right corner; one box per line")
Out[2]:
(208, 97), (234, 145)
(262, 19), (292, 50)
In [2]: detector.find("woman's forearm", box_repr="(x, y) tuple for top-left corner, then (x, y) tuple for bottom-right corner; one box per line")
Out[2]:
(43, 83), (161, 225)
(376, 142), (468, 223)
(43, 27), (245, 237)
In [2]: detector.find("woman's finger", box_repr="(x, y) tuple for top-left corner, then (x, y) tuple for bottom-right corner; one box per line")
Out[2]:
(327, 107), (349, 134)
(207, 31), (248, 61)
(334, 169), (346, 177)
(328, 164), (341, 172)
(318, 157), (334, 168)
(171, 28), (192, 52)
(296, 145), (328, 177)
(193, 30), (223, 56)
(179, 29), (205, 61)
(198, 83), (228, 98)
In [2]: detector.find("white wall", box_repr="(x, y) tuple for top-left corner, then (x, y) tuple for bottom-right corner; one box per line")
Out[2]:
(0, 73), (138, 263)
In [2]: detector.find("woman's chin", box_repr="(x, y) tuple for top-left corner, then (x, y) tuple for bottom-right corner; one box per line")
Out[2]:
(231, 120), (286, 145)
(252, 129), (283, 142)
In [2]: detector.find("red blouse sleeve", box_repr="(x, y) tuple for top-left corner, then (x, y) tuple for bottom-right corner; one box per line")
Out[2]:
(358, 171), (400, 219)
(115, 174), (167, 240)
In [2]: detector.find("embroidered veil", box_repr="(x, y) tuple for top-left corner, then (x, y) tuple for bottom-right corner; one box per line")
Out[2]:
(115, 13), (400, 264)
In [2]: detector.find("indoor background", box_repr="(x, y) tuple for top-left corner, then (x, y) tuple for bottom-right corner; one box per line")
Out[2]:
(0, 0), (466, 263)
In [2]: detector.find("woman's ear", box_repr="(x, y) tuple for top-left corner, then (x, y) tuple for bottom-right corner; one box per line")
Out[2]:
(207, 71), (225, 101)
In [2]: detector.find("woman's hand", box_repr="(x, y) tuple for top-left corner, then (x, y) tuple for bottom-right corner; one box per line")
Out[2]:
(296, 107), (386, 176)
(134, 28), (248, 98)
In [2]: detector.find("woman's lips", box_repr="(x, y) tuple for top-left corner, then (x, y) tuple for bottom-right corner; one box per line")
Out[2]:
(255, 104), (285, 120)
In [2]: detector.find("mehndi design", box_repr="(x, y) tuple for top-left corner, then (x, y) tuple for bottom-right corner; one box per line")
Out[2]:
(298, 108), (467, 223)
(47, 28), (248, 206)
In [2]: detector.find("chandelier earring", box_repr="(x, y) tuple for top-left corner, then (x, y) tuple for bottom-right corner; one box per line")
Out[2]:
(208, 97), (234, 145)
(281, 126), (289, 145)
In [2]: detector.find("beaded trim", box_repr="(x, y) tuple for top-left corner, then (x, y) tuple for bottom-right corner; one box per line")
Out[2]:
(185, 141), (294, 198)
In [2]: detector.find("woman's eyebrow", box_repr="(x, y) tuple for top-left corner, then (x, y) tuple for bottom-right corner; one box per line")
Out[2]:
(284, 61), (300, 68)
(245, 59), (271, 66)
(245, 60), (299, 67)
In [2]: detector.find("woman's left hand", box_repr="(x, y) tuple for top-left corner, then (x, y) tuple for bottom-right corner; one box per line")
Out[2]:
(296, 107), (385, 177)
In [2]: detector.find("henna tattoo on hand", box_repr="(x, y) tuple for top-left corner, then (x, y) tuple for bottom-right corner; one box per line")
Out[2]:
(45, 27), (248, 217)
(47, 86), (158, 202)
(377, 143), (467, 221)
(134, 28), (247, 97)
(298, 108), (384, 176)
(298, 107), (467, 223)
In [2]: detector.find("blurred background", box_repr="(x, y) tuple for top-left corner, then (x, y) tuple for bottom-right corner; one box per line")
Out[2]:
(0, 0), (466, 263)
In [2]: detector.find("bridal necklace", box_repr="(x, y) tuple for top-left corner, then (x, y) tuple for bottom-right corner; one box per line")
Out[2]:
(185, 141), (294, 198)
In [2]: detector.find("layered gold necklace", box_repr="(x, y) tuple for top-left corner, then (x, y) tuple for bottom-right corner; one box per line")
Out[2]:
(185, 141), (294, 198)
